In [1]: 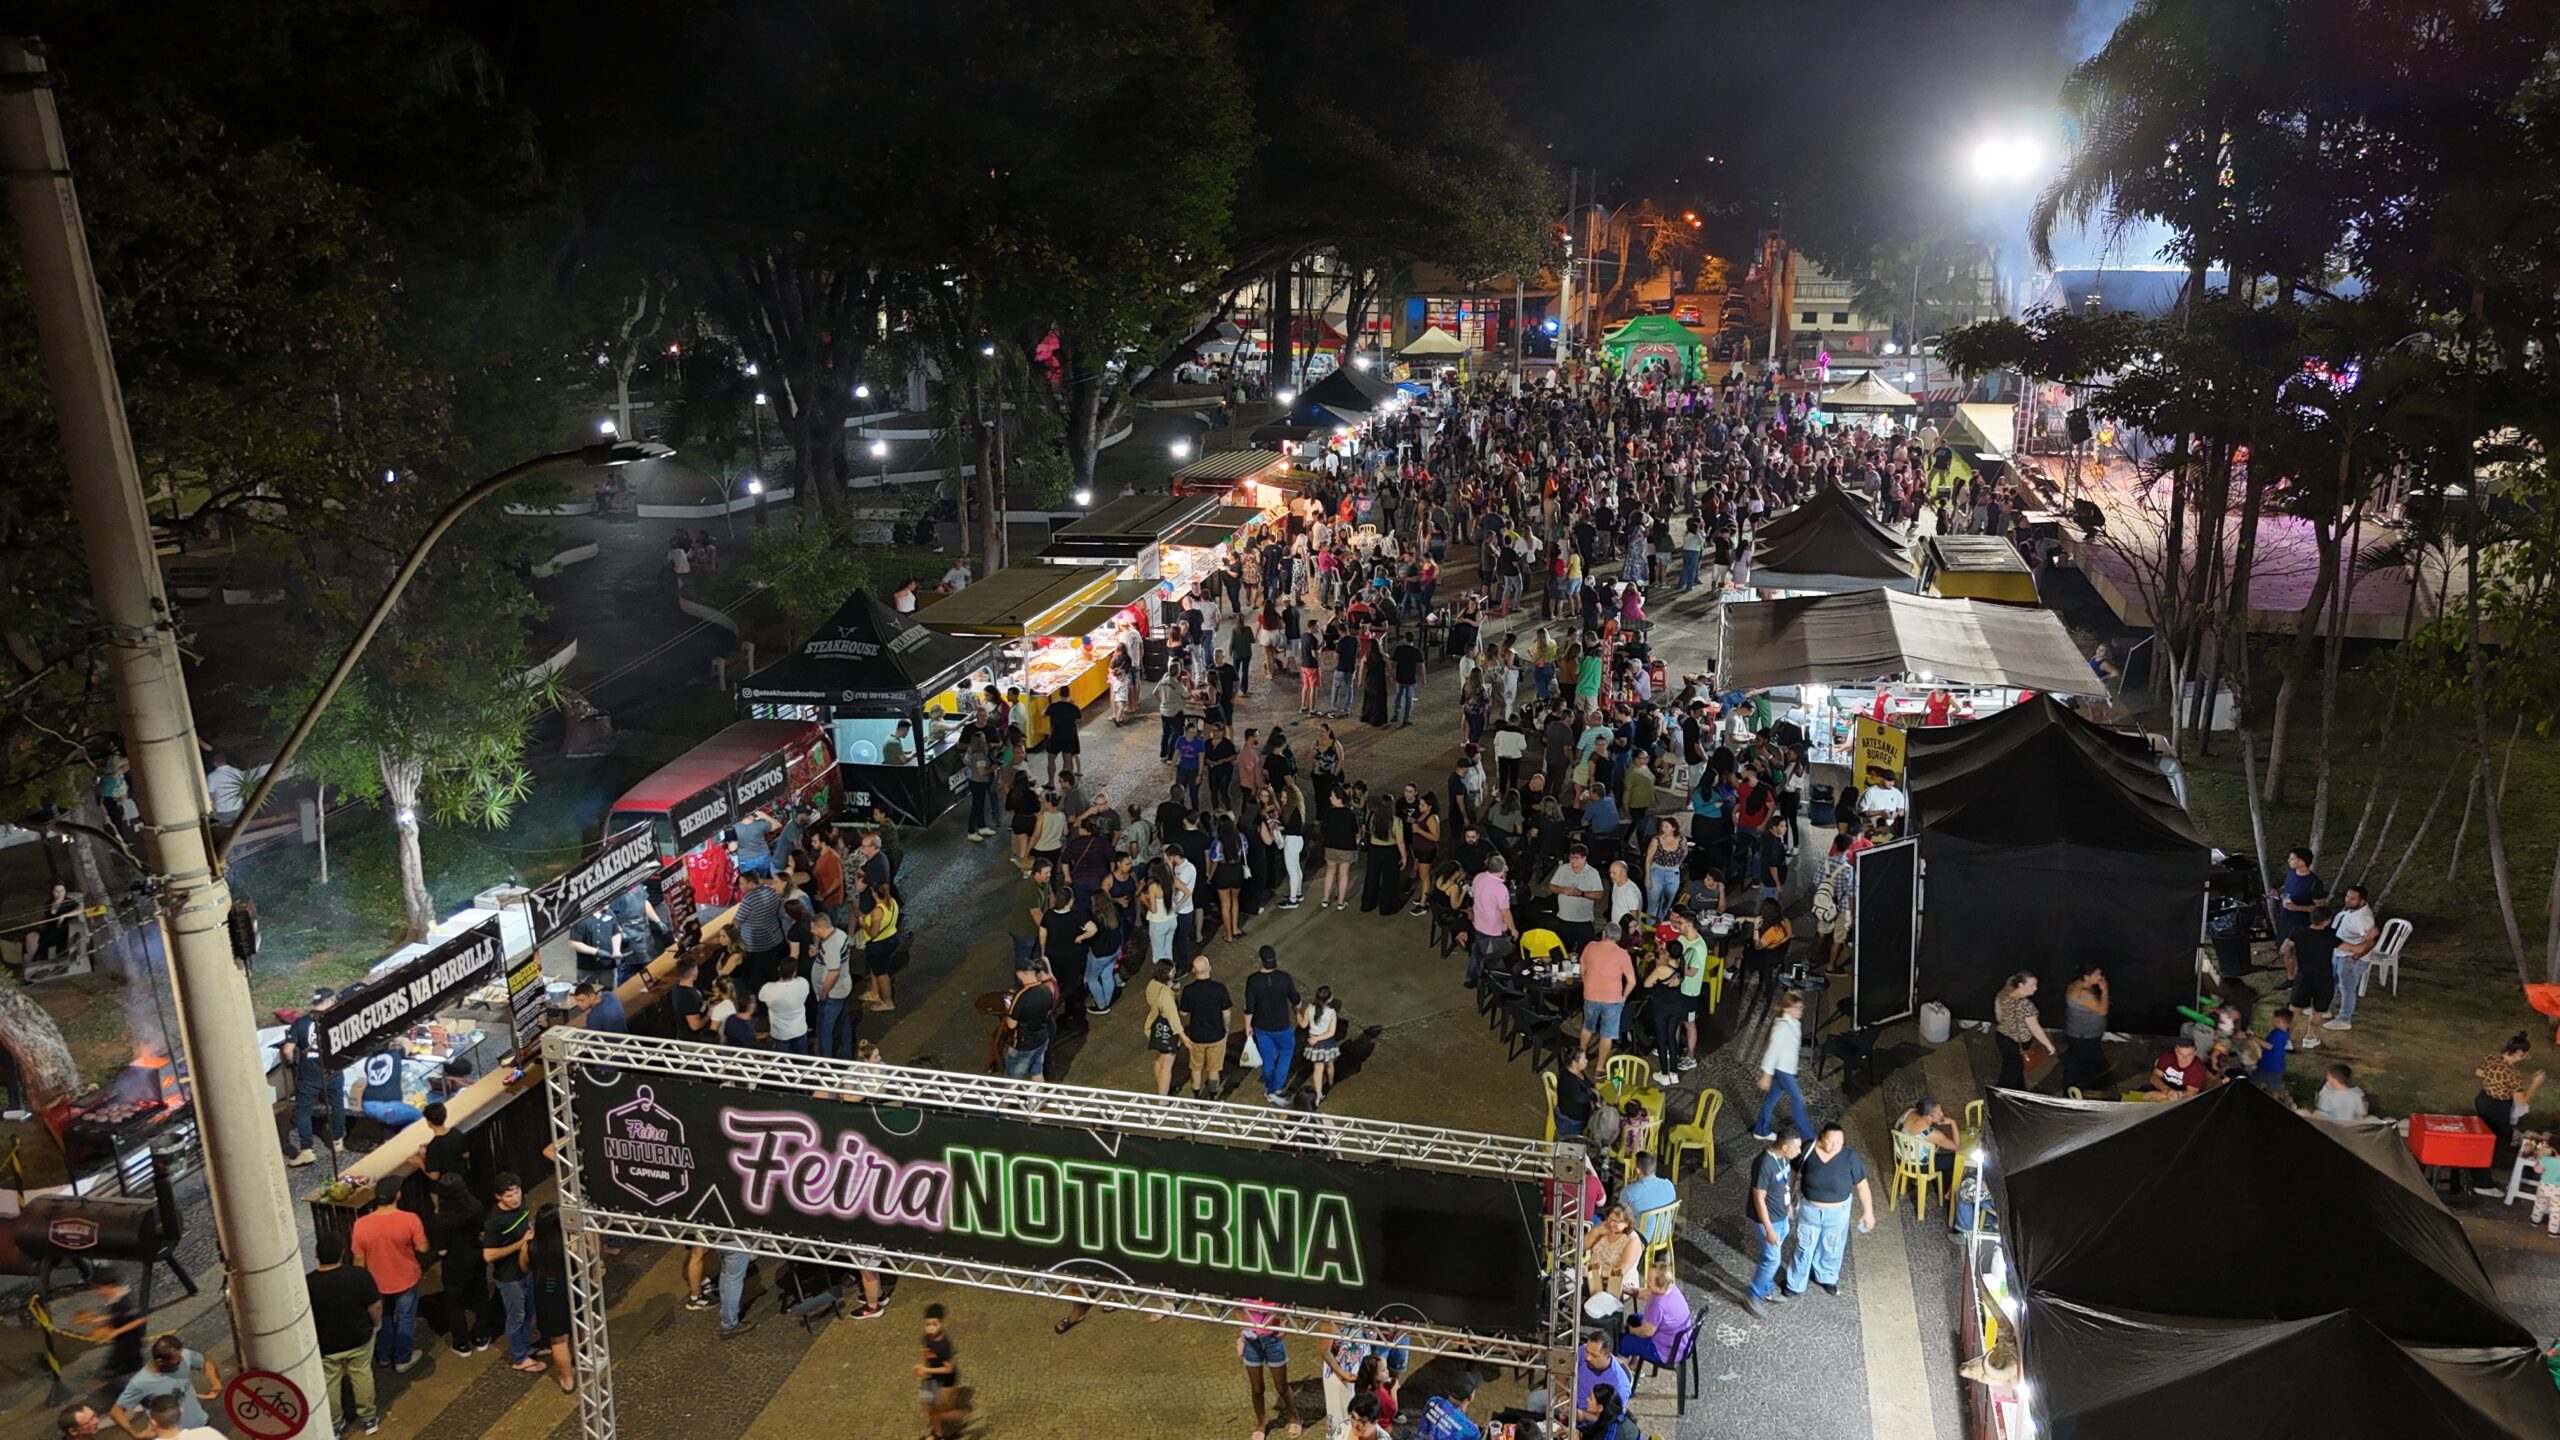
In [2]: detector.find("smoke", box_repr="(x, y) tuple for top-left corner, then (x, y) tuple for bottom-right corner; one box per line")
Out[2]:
(1964, 0), (2181, 310)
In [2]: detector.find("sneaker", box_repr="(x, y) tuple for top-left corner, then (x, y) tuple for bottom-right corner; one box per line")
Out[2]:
(718, 1322), (756, 1341)
(362, 1420), (380, 1436)
(2296, 1034), (2321, 1050)
(2322, 1018), (2352, 1031)
(395, 1355), (420, 1374)
(1089, 1003), (1112, 1016)
(685, 1293), (716, 1312)
(1819, 1281), (1840, 1297)
(1678, 1056), (1698, 1072)
(288, 1150), (316, 1168)
(1281, 898), (1301, 909)
(852, 1302), (886, 1321)
(1744, 1296), (1767, 1318)
(1752, 1130), (1777, 1142)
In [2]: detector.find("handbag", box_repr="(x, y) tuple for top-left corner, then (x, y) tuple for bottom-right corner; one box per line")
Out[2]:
(1240, 1032), (1263, 1068)
(1148, 1016), (1178, 1053)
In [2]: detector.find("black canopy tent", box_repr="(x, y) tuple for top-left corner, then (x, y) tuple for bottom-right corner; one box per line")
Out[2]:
(1748, 498), (1917, 592)
(735, 590), (996, 824)
(1979, 1086), (2559, 1437)
(1905, 697), (2206, 1035)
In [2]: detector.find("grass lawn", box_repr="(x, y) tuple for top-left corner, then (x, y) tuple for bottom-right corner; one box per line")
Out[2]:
(2166, 671), (2560, 1123)
(33, 736), (698, 1087)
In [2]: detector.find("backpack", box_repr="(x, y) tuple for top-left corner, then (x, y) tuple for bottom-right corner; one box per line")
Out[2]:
(1811, 872), (1841, 926)
(1586, 1099), (1626, 1150)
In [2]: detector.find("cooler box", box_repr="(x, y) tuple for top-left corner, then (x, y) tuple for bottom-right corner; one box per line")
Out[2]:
(2406, 1113), (2495, 1170)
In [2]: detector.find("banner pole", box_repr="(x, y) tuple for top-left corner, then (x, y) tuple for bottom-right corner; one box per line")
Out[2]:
(545, 1029), (621, 1440)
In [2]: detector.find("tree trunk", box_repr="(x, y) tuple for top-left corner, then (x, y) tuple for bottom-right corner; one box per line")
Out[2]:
(1062, 363), (1108, 499)
(1268, 260), (1293, 394)
(2261, 515), (2340, 802)
(0, 979), (82, 1106)
(2447, 765), (2481, 882)
(2463, 498), (2530, 982)
(2238, 727), (2278, 934)
(2305, 513), (2360, 860)
(381, 754), (433, 942)
(973, 394), (1003, 574)
(2380, 753), (2468, 908)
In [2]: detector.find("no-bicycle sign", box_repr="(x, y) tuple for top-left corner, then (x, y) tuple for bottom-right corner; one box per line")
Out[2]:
(224, 1370), (311, 1440)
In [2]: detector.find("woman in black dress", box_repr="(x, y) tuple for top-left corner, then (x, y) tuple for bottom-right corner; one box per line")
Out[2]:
(1358, 630), (1391, 728)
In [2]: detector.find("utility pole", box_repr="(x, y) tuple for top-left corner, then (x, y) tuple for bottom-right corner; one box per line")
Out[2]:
(1, 34), (327, 1417)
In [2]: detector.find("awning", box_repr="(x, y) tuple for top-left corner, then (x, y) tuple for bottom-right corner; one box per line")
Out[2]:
(1171, 450), (1288, 483)
(1398, 327), (1468, 357)
(1043, 577), (1161, 640)
(1206, 504), (1269, 529)
(1821, 371), (1919, 409)
(1718, 589), (2100, 695)
(1056, 493), (1217, 540)
(918, 566), (1116, 637)
(1168, 523), (1248, 550)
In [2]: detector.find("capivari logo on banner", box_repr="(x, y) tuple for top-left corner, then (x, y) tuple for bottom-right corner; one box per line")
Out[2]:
(602, 1085), (695, 1207)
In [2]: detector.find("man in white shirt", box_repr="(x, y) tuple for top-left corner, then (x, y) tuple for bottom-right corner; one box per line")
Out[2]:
(1749, 990), (1810, 1141)
(759, 957), (813, 1055)
(1165, 847), (1200, 963)
(1858, 772), (1908, 833)
(2325, 883), (2382, 1030)
(1604, 859), (1643, 930)
(937, 560), (971, 593)
(1547, 845), (1604, 951)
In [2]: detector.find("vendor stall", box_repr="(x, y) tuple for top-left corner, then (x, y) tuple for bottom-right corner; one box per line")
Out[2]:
(735, 590), (997, 825)
(1747, 487), (1918, 594)
(1600, 315), (1704, 380)
(1966, 1086), (2560, 1440)
(920, 564), (1149, 744)
(1714, 588), (2100, 697)
(1918, 533), (2038, 604)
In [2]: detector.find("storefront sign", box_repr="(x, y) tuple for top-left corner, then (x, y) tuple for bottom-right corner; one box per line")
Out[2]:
(661, 863), (698, 944)
(506, 951), (550, 1053)
(1852, 716), (1907, 781)
(569, 1068), (1547, 1334)
(728, 749), (791, 816)
(528, 823), (660, 943)
(670, 780), (733, 853)
(319, 919), (505, 1069)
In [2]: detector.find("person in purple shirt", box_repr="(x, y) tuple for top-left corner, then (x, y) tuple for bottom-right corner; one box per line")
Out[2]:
(1573, 1329), (1632, 1420)
(1615, 1262), (1691, 1364)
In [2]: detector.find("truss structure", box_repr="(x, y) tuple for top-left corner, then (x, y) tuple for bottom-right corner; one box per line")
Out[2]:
(543, 1027), (1583, 1440)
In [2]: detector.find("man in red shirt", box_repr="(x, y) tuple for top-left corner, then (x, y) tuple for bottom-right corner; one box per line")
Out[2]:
(1578, 933), (1639, 1067)
(347, 1192), (430, 1372)
(2146, 1038), (2213, 1100)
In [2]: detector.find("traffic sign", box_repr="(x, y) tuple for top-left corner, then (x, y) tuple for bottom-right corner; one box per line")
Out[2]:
(224, 1370), (310, 1440)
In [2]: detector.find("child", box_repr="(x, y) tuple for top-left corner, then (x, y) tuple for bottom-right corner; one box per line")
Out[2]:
(2251, 1008), (2294, 1098)
(2527, 1136), (2560, 1237)
(913, 1303), (965, 1439)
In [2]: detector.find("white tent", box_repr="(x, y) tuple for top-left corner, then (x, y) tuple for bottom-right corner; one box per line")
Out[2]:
(1822, 371), (1919, 410)
(1398, 327), (1468, 357)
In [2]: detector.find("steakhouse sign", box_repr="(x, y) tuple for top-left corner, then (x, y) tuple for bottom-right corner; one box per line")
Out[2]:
(564, 1058), (1548, 1335)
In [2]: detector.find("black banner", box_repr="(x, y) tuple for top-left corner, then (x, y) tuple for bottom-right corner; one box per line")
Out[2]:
(670, 780), (733, 854)
(319, 919), (505, 1069)
(507, 950), (550, 1054)
(528, 823), (660, 943)
(661, 864), (697, 944)
(571, 1068), (1546, 1335)
(727, 749), (791, 817)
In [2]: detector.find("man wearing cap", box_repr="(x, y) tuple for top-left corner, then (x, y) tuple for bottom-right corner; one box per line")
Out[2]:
(283, 988), (345, 1167)
(1242, 946), (1303, 1105)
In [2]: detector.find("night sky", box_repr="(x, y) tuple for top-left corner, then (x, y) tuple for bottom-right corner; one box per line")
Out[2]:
(1420, 0), (2159, 268)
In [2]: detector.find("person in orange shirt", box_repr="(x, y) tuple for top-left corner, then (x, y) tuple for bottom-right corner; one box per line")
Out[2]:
(347, 1191), (431, 1372)
(1577, 931), (1639, 1067)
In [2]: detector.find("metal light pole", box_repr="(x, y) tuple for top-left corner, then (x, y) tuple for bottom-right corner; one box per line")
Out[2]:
(2, 34), (323, 1410)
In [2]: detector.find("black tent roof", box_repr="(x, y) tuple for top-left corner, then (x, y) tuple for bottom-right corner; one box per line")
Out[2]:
(1985, 1085), (2537, 1351)
(1909, 695), (2198, 852)
(1750, 499), (1915, 588)
(1754, 481), (1906, 550)
(2026, 1298), (2560, 1439)
(1298, 365), (1395, 415)
(735, 589), (994, 709)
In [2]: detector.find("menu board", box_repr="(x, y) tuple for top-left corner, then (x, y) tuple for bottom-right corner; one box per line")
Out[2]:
(506, 950), (550, 1054)
(661, 862), (697, 945)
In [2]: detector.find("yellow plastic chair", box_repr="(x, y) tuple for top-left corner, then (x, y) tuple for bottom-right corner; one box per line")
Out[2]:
(1662, 1088), (1723, 1182)
(1604, 1054), (1654, 1096)
(2066, 1087), (2084, 1100)
(1634, 1197), (1681, 1280)
(1962, 1097), (1985, 1135)
(1889, 1126), (1950, 1221)
(1521, 927), (1567, 965)
(1541, 1070), (1559, 1143)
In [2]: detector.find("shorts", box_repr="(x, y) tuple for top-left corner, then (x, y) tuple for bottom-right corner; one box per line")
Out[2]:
(1184, 1038), (1225, 1077)
(2290, 964), (2335, 1012)
(1050, 731), (1080, 756)
(1822, 905), (1853, 942)
(1241, 1333), (1288, 1368)
(1581, 1000), (1625, 1041)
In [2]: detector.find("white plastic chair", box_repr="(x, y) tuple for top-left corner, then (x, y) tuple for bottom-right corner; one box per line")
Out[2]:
(2505, 1149), (2542, 1208)
(2358, 917), (2413, 997)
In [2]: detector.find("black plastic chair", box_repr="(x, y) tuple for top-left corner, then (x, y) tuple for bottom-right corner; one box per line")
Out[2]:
(1628, 1318), (1703, 1414)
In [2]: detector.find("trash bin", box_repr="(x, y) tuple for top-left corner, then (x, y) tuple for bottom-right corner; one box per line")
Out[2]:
(1919, 1001), (1953, 1045)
